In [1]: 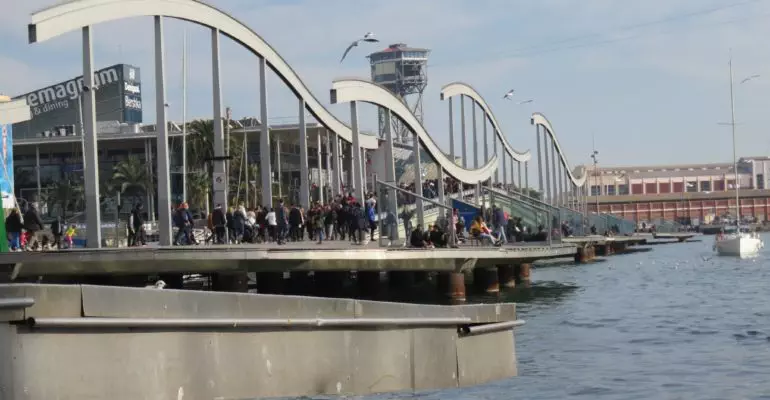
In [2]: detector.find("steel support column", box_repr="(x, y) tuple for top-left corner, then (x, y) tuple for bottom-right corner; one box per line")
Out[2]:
(382, 108), (398, 240)
(211, 29), (226, 211)
(551, 143), (558, 207)
(460, 95), (467, 168)
(35, 145), (41, 202)
(472, 103), (478, 168)
(331, 133), (341, 196)
(557, 159), (564, 207)
(517, 161), (522, 194)
(524, 161), (529, 194)
(275, 138), (282, 200)
(448, 97), (455, 164)
(258, 56), (272, 205)
(81, 26), (102, 248)
(414, 132), (424, 228)
(536, 125), (544, 195)
(155, 17), (172, 246)
(544, 133), (552, 204)
(350, 101), (364, 202)
(298, 99), (309, 208)
(437, 167), (445, 219)
(493, 134), (499, 184)
(502, 151), (507, 187)
(483, 115), (488, 163)
(317, 130), (324, 204)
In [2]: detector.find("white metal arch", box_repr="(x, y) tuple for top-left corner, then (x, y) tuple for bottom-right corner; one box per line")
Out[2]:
(530, 112), (587, 187)
(331, 79), (497, 184)
(440, 82), (531, 163)
(28, 0), (380, 150)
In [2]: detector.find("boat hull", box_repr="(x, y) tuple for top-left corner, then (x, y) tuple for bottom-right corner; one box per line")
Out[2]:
(714, 235), (763, 257)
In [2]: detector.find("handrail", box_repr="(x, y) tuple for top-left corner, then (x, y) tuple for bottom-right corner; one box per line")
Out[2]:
(0, 298), (35, 310)
(459, 320), (526, 336)
(25, 316), (473, 329)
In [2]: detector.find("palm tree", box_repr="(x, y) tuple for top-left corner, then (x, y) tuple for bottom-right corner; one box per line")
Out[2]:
(186, 118), (244, 175)
(111, 156), (151, 201)
(187, 170), (210, 211)
(44, 173), (84, 216)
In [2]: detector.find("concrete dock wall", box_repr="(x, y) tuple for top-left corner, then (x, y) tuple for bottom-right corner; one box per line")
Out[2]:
(0, 284), (520, 400)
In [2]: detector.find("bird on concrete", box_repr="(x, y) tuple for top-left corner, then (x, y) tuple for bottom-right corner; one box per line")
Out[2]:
(340, 32), (380, 63)
(502, 89), (515, 100)
(146, 280), (166, 289)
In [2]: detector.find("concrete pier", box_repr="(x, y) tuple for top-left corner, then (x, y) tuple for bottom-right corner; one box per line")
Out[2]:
(0, 284), (523, 399)
(473, 267), (500, 294)
(497, 265), (516, 288)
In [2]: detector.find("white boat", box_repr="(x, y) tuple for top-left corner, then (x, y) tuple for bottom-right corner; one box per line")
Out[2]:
(714, 231), (763, 257)
(711, 55), (765, 257)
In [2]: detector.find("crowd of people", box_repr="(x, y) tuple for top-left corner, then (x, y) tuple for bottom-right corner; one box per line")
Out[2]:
(4, 202), (77, 251)
(166, 192), (382, 246)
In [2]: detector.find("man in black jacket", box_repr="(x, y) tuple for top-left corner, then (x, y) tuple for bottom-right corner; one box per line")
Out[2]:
(23, 203), (44, 251)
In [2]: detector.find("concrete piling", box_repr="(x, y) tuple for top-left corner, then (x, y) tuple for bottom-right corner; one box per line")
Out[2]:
(213, 271), (249, 292)
(357, 271), (384, 299)
(473, 267), (500, 294)
(497, 265), (516, 288)
(439, 272), (466, 303)
(255, 272), (284, 294)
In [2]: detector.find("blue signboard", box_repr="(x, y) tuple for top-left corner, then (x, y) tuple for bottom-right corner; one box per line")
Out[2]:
(0, 124), (13, 208)
(451, 199), (480, 229)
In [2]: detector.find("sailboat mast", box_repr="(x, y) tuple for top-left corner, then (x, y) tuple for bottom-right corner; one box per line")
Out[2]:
(728, 55), (739, 220)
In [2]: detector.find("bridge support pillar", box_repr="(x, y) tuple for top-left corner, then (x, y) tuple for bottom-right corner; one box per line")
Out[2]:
(389, 271), (416, 293)
(287, 272), (314, 295)
(473, 267), (500, 294)
(213, 271), (249, 293)
(514, 263), (532, 285)
(414, 271), (430, 285)
(255, 272), (284, 294)
(314, 271), (348, 297)
(575, 245), (596, 263)
(438, 272), (466, 303)
(497, 264), (516, 288)
(596, 244), (612, 256)
(357, 271), (383, 299)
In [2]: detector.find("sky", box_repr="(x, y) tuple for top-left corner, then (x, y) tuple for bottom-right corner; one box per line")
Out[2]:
(2, 0), (770, 177)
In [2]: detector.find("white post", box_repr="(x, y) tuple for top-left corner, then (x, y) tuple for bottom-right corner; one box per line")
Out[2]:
(414, 132), (423, 228)
(316, 129), (324, 204)
(298, 99), (309, 208)
(181, 28), (187, 204)
(350, 101), (364, 202)
(259, 56), (272, 205)
(155, 16), (172, 246)
(211, 29), (227, 212)
(81, 26), (102, 248)
(331, 132), (341, 196)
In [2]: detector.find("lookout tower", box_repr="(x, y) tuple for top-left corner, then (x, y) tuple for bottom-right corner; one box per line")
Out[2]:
(368, 43), (430, 144)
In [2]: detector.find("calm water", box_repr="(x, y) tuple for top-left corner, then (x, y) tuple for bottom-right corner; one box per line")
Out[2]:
(317, 235), (770, 399)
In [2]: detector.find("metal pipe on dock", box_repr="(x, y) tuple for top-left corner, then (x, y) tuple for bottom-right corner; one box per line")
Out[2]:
(25, 316), (473, 329)
(460, 320), (526, 337)
(0, 298), (35, 310)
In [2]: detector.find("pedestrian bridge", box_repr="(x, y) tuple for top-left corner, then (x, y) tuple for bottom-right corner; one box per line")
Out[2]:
(19, 0), (610, 248)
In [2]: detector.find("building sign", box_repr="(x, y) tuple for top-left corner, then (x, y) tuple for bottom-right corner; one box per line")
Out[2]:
(0, 124), (14, 208)
(11, 64), (142, 140)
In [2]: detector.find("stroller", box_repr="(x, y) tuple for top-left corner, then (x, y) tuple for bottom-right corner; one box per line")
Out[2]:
(242, 221), (260, 244)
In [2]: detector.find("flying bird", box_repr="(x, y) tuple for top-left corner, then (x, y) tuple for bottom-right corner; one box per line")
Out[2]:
(741, 74), (760, 84)
(340, 33), (380, 63)
(517, 99), (533, 105)
(502, 89), (515, 100)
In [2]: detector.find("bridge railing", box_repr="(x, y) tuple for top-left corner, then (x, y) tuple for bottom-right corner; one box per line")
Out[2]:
(486, 187), (556, 245)
(375, 180), (457, 248)
(648, 218), (684, 233)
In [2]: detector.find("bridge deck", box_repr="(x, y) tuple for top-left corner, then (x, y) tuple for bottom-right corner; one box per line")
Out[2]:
(562, 235), (647, 246)
(0, 242), (578, 278)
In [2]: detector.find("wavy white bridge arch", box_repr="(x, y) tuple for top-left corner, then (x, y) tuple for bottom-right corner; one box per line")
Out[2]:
(331, 79), (497, 184)
(530, 113), (587, 187)
(28, 0), (380, 150)
(440, 82), (531, 163)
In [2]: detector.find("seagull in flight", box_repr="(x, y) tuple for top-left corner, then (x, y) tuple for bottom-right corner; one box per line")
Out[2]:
(340, 32), (380, 63)
(517, 99), (533, 105)
(502, 89), (515, 100)
(741, 74), (760, 84)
